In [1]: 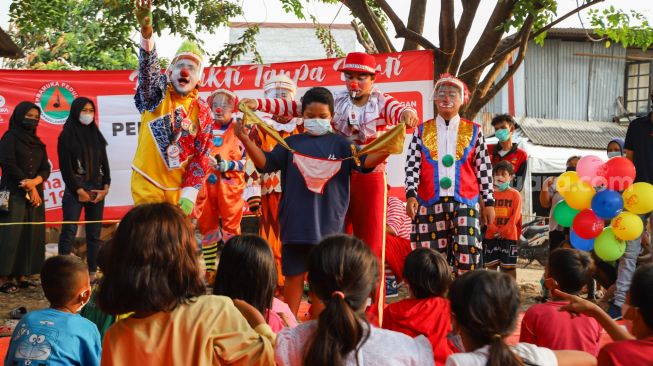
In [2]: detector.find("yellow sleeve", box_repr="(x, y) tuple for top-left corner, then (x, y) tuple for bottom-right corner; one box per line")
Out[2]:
(212, 301), (275, 365)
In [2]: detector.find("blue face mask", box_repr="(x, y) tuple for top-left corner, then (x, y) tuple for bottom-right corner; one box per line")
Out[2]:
(494, 180), (510, 191)
(495, 128), (511, 142)
(607, 151), (622, 159)
(303, 118), (332, 136)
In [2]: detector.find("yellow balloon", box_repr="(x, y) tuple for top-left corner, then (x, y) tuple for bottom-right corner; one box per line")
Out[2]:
(556, 171), (580, 198)
(623, 182), (653, 215)
(611, 211), (644, 241)
(565, 180), (595, 210)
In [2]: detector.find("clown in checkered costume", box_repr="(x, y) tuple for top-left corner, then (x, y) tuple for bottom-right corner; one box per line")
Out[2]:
(405, 74), (495, 273)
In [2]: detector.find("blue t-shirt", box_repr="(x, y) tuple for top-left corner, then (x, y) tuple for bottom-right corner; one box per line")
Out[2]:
(4, 308), (101, 366)
(262, 132), (367, 245)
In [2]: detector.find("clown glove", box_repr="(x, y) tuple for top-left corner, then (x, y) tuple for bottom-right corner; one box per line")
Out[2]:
(178, 197), (195, 216)
(208, 156), (219, 170)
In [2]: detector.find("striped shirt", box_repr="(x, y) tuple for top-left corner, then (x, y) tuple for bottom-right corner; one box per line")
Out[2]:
(387, 196), (411, 240)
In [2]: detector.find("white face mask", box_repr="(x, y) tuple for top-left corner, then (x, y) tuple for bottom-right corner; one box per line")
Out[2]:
(79, 113), (94, 125)
(303, 118), (332, 136)
(607, 151), (622, 159)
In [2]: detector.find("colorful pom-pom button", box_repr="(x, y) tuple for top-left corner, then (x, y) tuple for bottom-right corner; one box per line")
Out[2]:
(208, 173), (218, 185)
(213, 136), (223, 147)
(440, 177), (452, 189)
(442, 154), (454, 167)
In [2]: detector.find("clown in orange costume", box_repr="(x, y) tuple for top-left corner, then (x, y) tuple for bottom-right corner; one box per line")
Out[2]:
(194, 89), (246, 274)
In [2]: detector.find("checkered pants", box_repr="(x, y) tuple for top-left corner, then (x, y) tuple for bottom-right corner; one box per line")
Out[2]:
(411, 197), (482, 272)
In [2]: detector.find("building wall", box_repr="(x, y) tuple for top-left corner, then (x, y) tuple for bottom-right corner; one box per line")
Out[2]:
(229, 25), (358, 65)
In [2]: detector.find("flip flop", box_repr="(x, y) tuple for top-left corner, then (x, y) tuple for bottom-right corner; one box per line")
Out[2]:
(8, 306), (27, 320)
(0, 282), (19, 294)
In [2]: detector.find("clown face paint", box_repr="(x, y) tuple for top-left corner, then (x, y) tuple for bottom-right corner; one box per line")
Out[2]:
(170, 59), (200, 96)
(344, 71), (374, 100)
(265, 87), (296, 124)
(211, 93), (235, 124)
(434, 85), (462, 119)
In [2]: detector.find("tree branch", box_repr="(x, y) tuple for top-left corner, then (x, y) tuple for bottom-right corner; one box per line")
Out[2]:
(459, 0), (605, 79)
(374, 0), (438, 51)
(437, 0), (456, 74)
(351, 20), (378, 53)
(402, 0), (427, 51)
(343, 0), (395, 53)
(450, 0), (481, 74)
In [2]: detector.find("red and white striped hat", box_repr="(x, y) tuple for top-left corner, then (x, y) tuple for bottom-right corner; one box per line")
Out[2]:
(337, 52), (380, 74)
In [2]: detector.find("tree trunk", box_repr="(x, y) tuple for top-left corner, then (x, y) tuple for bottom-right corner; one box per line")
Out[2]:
(402, 0), (427, 51)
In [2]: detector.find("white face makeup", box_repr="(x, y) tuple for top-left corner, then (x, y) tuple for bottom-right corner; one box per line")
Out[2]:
(170, 59), (200, 96)
(211, 94), (234, 124)
(434, 85), (462, 117)
(265, 87), (296, 124)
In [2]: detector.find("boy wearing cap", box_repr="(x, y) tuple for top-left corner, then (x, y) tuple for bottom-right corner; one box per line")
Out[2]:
(405, 73), (495, 273)
(194, 89), (246, 275)
(131, 0), (213, 216)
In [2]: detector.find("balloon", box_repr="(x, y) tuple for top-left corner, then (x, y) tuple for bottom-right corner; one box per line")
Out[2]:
(611, 211), (644, 241)
(622, 182), (653, 214)
(565, 180), (596, 210)
(597, 157), (636, 191)
(570, 229), (595, 251)
(594, 227), (626, 261)
(553, 201), (580, 228)
(591, 189), (624, 219)
(572, 209), (604, 239)
(556, 171), (579, 198)
(576, 155), (604, 183)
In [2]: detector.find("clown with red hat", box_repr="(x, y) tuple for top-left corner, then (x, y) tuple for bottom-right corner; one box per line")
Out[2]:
(131, 0), (213, 216)
(405, 73), (495, 274)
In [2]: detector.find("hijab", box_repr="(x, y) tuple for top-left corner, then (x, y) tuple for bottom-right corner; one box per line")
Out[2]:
(608, 138), (625, 155)
(58, 97), (108, 182)
(7, 101), (45, 147)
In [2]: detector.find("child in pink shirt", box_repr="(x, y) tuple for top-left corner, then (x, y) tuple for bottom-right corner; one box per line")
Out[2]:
(214, 234), (297, 332)
(520, 248), (602, 355)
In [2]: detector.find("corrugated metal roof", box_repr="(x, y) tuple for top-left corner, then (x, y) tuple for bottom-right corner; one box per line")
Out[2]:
(0, 27), (22, 59)
(519, 117), (627, 149)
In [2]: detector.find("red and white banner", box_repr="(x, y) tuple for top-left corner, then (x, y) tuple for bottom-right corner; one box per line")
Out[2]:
(0, 50), (434, 221)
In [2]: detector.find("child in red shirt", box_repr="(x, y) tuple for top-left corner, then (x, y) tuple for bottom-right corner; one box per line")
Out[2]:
(520, 248), (602, 355)
(382, 247), (454, 366)
(556, 263), (653, 366)
(484, 161), (522, 279)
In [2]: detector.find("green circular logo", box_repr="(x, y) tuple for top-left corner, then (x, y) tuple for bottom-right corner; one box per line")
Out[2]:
(34, 82), (78, 124)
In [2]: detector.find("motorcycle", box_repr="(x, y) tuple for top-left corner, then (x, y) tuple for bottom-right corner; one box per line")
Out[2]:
(518, 218), (549, 267)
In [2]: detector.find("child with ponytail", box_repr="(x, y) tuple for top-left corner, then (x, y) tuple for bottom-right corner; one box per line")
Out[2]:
(446, 270), (596, 366)
(274, 234), (434, 365)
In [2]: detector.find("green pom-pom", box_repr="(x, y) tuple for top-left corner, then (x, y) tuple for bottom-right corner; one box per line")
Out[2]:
(442, 154), (454, 167)
(440, 177), (452, 189)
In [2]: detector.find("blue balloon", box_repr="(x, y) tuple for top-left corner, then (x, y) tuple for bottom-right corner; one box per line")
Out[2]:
(591, 189), (624, 219)
(570, 229), (595, 251)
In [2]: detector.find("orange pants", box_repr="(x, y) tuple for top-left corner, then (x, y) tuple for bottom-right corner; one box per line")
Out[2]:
(196, 179), (244, 238)
(346, 169), (387, 326)
(259, 192), (284, 286)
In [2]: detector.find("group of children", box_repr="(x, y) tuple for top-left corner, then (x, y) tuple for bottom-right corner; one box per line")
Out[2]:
(5, 201), (653, 365)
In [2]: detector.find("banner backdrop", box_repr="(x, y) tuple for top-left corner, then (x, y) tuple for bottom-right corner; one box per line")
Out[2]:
(0, 50), (434, 221)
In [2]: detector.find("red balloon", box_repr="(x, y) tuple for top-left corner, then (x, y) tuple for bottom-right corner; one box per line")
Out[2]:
(597, 157), (636, 191)
(572, 209), (605, 239)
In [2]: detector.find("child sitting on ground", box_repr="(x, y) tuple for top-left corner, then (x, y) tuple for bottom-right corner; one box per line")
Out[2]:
(556, 263), (653, 366)
(446, 270), (596, 366)
(97, 203), (275, 365)
(520, 248), (602, 356)
(214, 234), (297, 332)
(484, 160), (522, 279)
(5, 255), (101, 366)
(383, 248), (455, 365)
(274, 234), (435, 365)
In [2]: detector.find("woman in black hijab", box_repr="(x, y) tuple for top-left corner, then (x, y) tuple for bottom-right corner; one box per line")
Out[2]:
(57, 97), (110, 282)
(0, 101), (51, 293)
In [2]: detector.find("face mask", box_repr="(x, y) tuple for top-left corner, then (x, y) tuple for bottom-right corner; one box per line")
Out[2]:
(303, 118), (332, 136)
(607, 151), (622, 159)
(22, 118), (39, 129)
(494, 180), (510, 191)
(566, 166), (576, 172)
(79, 113), (94, 125)
(495, 128), (511, 142)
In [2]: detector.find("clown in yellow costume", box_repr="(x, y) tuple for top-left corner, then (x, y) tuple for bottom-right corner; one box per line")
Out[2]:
(194, 89), (247, 274)
(131, 1), (212, 215)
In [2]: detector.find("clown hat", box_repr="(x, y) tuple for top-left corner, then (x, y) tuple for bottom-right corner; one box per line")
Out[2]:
(264, 74), (297, 95)
(172, 40), (204, 68)
(433, 73), (470, 104)
(337, 52), (379, 74)
(207, 89), (238, 110)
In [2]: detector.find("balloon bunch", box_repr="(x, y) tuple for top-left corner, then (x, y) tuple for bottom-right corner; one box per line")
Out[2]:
(552, 155), (653, 261)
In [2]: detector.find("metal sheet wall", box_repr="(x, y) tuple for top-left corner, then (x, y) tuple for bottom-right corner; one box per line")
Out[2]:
(557, 42), (591, 120)
(587, 43), (626, 121)
(525, 39), (560, 119)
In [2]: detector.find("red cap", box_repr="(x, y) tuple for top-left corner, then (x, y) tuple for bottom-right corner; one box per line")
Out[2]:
(337, 52), (379, 74)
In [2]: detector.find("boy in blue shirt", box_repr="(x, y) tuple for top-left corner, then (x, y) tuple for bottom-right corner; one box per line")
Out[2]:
(235, 87), (389, 317)
(5, 255), (101, 366)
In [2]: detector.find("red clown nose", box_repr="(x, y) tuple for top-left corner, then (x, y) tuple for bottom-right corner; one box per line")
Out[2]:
(180, 68), (190, 78)
(349, 81), (359, 89)
(215, 107), (223, 114)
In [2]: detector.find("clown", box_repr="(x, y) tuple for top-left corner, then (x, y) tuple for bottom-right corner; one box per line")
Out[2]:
(195, 89), (247, 275)
(247, 75), (302, 287)
(130, 0), (212, 215)
(405, 74), (495, 273)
